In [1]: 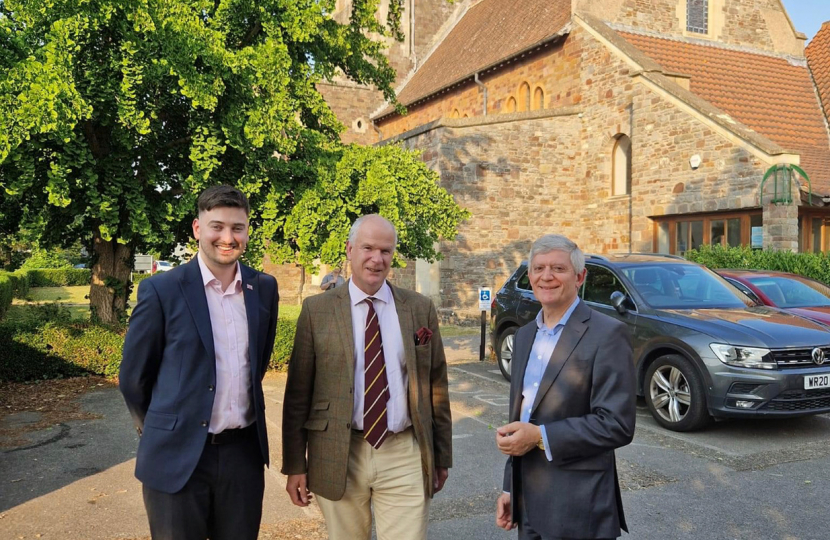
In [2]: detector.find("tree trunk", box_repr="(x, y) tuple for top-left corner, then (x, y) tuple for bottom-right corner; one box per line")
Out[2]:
(89, 231), (132, 326)
(297, 265), (305, 303)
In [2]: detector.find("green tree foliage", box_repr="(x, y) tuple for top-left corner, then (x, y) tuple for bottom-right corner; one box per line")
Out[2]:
(19, 247), (73, 270)
(0, 0), (466, 324)
(270, 144), (470, 269)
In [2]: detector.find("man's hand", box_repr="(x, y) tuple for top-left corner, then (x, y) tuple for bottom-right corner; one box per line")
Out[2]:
(433, 467), (449, 493)
(286, 474), (312, 507)
(496, 492), (515, 530)
(495, 422), (541, 457)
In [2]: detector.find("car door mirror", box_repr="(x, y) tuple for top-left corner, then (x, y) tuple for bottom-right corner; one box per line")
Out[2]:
(610, 291), (628, 314)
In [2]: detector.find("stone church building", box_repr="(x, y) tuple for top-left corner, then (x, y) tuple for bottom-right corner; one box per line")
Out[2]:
(275, 0), (830, 321)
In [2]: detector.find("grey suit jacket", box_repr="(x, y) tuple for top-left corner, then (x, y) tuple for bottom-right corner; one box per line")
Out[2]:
(503, 300), (636, 539)
(281, 281), (452, 501)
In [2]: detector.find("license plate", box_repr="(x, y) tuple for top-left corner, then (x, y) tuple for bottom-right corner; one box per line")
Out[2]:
(804, 374), (830, 390)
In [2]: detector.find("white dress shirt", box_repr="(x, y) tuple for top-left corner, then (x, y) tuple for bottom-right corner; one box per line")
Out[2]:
(349, 279), (411, 432)
(197, 253), (253, 434)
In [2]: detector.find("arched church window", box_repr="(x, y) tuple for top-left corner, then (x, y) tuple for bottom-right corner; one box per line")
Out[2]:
(533, 87), (545, 110)
(505, 97), (517, 113)
(451, 109), (460, 118)
(612, 134), (632, 196)
(518, 82), (531, 112)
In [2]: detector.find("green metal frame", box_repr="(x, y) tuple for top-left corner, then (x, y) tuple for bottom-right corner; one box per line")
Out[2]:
(760, 164), (812, 206)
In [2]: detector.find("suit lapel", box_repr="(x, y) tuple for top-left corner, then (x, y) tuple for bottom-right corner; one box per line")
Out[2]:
(335, 283), (356, 388)
(180, 258), (216, 363)
(241, 265), (260, 377)
(511, 324), (535, 422)
(530, 301), (592, 415)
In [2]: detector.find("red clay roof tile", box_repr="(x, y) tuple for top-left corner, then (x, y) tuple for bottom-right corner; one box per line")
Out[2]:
(621, 32), (830, 193)
(378, 0), (571, 115)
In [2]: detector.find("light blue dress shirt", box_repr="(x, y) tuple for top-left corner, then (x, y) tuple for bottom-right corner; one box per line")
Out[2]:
(520, 296), (581, 461)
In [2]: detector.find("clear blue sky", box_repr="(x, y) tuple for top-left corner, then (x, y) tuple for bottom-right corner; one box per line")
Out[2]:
(782, 0), (830, 42)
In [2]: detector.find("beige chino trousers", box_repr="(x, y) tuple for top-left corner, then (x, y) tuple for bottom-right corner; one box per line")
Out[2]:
(315, 428), (429, 540)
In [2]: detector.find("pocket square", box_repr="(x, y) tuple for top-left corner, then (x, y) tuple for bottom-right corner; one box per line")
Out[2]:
(414, 326), (433, 346)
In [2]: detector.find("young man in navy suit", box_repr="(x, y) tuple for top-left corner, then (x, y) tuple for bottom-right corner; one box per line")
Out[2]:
(120, 185), (279, 540)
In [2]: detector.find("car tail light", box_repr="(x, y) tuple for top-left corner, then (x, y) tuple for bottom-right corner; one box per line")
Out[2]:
(491, 297), (496, 310)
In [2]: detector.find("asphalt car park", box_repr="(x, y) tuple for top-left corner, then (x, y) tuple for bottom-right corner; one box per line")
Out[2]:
(440, 354), (830, 540)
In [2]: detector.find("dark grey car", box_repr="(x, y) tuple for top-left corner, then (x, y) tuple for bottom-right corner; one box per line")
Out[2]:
(490, 254), (830, 431)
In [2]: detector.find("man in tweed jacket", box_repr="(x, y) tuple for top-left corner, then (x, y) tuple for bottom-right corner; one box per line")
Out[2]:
(282, 215), (452, 540)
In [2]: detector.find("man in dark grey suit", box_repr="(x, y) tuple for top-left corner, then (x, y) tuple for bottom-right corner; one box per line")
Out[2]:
(120, 185), (279, 540)
(495, 234), (636, 540)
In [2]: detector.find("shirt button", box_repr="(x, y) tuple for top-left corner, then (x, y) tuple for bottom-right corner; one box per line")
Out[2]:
(534, 383), (538, 387)
(200, 421), (208, 427)
(208, 385), (215, 392)
(537, 355), (542, 360)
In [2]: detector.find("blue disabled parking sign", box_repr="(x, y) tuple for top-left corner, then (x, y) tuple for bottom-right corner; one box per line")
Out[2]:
(478, 288), (492, 311)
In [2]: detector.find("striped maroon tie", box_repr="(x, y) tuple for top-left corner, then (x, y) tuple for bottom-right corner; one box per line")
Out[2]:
(363, 298), (390, 449)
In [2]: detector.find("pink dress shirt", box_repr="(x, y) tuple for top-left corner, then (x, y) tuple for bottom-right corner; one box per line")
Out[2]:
(349, 279), (411, 432)
(197, 253), (253, 434)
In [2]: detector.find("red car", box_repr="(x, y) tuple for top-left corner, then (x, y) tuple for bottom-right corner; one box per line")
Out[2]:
(717, 269), (830, 326)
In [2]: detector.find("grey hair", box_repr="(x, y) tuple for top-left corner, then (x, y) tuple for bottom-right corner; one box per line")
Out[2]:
(528, 234), (585, 275)
(348, 214), (398, 247)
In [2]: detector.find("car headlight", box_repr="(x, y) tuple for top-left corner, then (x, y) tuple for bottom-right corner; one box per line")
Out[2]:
(709, 344), (775, 370)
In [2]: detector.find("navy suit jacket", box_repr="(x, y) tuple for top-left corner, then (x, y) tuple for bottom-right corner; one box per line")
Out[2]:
(120, 258), (279, 494)
(503, 301), (636, 539)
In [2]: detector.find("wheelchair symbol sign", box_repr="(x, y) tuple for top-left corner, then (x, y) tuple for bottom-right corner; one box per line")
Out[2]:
(478, 288), (492, 310)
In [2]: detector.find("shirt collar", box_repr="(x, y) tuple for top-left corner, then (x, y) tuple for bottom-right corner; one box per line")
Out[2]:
(197, 251), (242, 291)
(535, 296), (581, 334)
(348, 279), (392, 306)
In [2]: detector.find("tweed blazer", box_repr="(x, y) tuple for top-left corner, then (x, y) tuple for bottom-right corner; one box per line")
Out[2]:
(281, 281), (453, 500)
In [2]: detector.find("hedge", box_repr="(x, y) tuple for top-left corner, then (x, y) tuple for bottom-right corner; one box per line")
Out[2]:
(0, 273), (12, 320)
(25, 268), (91, 287)
(685, 245), (830, 284)
(0, 304), (299, 382)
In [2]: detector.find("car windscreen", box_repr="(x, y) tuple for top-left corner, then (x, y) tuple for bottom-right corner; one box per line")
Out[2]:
(620, 263), (750, 309)
(745, 275), (830, 308)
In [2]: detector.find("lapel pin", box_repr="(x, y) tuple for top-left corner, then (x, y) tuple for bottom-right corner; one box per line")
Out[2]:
(246, 284), (253, 290)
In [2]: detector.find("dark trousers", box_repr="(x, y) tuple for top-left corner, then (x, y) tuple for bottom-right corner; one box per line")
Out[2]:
(142, 426), (265, 540)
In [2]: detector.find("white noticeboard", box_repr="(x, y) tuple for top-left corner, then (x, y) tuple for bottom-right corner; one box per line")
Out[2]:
(478, 288), (492, 311)
(750, 227), (763, 249)
(134, 254), (153, 273)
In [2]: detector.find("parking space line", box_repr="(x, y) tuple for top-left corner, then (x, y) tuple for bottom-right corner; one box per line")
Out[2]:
(449, 366), (511, 388)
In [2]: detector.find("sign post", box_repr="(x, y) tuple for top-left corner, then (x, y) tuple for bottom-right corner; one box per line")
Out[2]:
(478, 288), (492, 361)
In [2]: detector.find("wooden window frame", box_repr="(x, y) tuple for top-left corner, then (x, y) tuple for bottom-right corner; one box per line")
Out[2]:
(798, 210), (830, 253)
(652, 211), (761, 254)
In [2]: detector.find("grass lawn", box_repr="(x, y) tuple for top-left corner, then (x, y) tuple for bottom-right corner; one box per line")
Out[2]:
(13, 286), (89, 304)
(5, 304), (91, 322)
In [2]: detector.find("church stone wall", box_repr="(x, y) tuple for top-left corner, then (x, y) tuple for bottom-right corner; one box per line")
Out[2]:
(389, 24), (773, 320)
(377, 37), (584, 137)
(576, 0), (802, 56)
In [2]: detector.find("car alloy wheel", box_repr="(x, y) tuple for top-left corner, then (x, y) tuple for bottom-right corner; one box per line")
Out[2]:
(645, 354), (710, 432)
(650, 365), (690, 423)
(497, 326), (517, 381)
